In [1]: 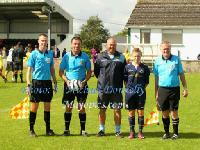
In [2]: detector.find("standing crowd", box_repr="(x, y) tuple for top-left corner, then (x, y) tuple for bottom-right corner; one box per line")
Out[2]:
(1, 33), (189, 140)
(0, 42), (37, 83)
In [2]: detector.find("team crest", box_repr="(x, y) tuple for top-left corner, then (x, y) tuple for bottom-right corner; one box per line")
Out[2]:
(139, 68), (144, 74)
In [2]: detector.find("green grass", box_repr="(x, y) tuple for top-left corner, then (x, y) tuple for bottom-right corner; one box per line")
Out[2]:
(0, 72), (200, 150)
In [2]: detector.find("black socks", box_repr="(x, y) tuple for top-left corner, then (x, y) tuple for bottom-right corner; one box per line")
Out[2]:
(44, 111), (50, 132)
(162, 117), (170, 134)
(128, 116), (135, 132)
(64, 112), (72, 131)
(172, 118), (179, 135)
(29, 111), (36, 131)
(138, 116), (144, 132)
(79, 113), (86, 131)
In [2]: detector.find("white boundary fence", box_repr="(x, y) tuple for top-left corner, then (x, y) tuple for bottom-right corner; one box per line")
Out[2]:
(102, 43), (184, 64)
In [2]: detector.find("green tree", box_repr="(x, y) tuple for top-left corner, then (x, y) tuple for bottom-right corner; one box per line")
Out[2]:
(116, 28), (128, 36)
(80, 16), (110, 50)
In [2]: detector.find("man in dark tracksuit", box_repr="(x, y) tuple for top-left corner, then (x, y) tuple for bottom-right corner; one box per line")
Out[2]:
(12, 43), (25, 83)
(94, 37), (126, 138)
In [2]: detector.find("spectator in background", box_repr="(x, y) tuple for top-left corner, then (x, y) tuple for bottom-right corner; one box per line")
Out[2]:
(91, 48), (97, 63)
(123, 47), (130, 63)
(25, 45), (34, 62)
(2, 47), (7, 69)
(90, 48), (98, 77)
(0, 50), (7, 82)
(53, 45), (60, 58)
(5, 46), (14, 82)
(24, 43), (32, 53)
(12, 42), (25, 83)
(62, 48), (67, 58)
(34, 45), (39, 51)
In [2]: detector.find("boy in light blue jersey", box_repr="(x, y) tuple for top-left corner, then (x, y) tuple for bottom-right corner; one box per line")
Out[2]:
(153, 41), (188, 140)
(59, 36), (91, 136)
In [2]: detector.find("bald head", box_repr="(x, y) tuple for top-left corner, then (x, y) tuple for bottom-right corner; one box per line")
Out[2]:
(106, 37), (117, 54)
(107, 37), (116, 43)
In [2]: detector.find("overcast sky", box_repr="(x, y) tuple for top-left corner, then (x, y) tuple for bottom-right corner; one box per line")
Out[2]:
(55, 0), (136, 35)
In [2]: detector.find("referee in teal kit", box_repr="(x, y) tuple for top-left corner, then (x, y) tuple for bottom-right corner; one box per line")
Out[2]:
(153, 41), (188, 140)
(59, 36), (91, 136)
(26, 33), (57, 137)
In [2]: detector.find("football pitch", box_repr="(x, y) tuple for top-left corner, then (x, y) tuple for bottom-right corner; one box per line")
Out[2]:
(0, 73), (200, 150)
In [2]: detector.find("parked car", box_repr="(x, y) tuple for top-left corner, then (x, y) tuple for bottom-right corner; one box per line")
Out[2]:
(198, 54), (200, 60)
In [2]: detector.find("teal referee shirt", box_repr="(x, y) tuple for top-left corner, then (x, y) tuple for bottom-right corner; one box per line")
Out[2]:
(153, 55), (184, 87)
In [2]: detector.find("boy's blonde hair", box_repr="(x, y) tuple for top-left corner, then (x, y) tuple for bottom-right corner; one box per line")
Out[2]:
(132, 48), (142, 56)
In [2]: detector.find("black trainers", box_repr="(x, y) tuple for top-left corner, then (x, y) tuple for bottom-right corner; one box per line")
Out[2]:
(46, 129), (55, 136)
(63, 130), (70, 136)
(171, 134), (178, 140)
(80, 130), (89, 137)
(96, 130), (105, 137)
(115, 132), (124, 138)
(30, 130), (37, 137)
(162, 133), (170, 140)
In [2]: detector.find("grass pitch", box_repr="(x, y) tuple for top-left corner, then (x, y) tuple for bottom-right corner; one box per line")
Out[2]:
(0, 72), (200, 150)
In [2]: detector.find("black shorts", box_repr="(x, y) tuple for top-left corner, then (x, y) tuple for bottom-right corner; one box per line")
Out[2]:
(13, 62), (23, 71)
(97, 93), (123, 109)
(157, 86), (180, 111)
(125, 93), (146, 110)
(30, 79), (53, 103)
(62, 82), (88, 107)
(6, 61), (14, 71)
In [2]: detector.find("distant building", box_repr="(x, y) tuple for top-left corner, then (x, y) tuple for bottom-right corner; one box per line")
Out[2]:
(126, 0), (200, 60)
(0, 0), (73, 51)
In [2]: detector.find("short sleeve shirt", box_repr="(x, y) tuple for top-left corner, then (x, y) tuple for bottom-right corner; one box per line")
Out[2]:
(60, 51), (91, 81)
(27, 50), (54, 80)
(153, 55), (183, 87)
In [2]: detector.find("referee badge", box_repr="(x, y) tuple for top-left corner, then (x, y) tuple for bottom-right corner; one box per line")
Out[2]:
(80, 60), (84, 65)
(169, 64), (176, 72)
(45, 58), (51, 64)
